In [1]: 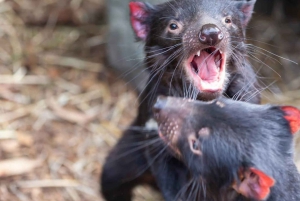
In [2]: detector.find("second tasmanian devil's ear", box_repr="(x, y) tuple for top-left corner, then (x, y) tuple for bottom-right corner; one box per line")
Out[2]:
(235, 0), (256, 27)
(281, 106), (300, 134)
(129, 2), (154, 41)
(232, 167), (275, 200)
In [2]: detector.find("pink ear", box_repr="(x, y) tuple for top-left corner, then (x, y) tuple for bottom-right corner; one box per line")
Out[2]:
(129, 2), (150, 40)
(281, 106), (300, 134)
(233, 167), (275, 200)
(235, 0), (256, 27)
(249, 168), (275, 200)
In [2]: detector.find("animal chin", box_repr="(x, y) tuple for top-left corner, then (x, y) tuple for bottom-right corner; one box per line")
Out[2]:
(158, 130), (169, 143)
(158, 125), (181, 156)
(158, 124), (173, 143)
(186, 47), (226, 93)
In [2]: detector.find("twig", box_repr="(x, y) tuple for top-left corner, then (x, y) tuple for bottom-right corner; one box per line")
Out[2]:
(0, 107), (31, 124)
(68, 88), (108, 105)
(0, 86), (30, 104)
(66, 187), (80, 201)
(0, 130), (16, 140)
(16, 180), (80, 188)
(40, 54), (104, 72)
(55, 78), (81, 94)
(74, 185), (99, 198)
(0, 158), (42, 177)
(0, 75), (50, 85)
(9, 184), (30, 201)
(48, 98), (100, 124)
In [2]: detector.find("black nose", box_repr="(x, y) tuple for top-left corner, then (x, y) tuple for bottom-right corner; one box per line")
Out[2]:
(153, 96), (168, 113)
(199, 24), (223, 46)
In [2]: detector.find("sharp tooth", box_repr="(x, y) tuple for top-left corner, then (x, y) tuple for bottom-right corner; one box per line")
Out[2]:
(196, 51), (201, 57)
(215, 55), (221, 62)
(220, 50), (223, 54)
(216, 60), (221, 68)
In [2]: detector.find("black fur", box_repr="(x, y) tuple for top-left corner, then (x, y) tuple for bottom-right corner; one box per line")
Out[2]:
(101, 0), (261, 200)
(153, 96), (300, 201)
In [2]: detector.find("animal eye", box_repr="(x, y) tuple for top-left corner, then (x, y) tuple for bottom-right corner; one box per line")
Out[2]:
(189, 136), (202, 155)
(249, 172), (255, 178)
(192, 140), (200, 151)
(169, 23), (178, 30)
(225, 17), (232, 24)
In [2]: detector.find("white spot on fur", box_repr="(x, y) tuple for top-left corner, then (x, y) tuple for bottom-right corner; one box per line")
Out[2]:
(216, 101), (225, 108)
(145, 118), (158, 130)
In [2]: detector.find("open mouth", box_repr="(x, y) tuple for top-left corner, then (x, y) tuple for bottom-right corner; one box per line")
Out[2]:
(186, 47), (226, 92)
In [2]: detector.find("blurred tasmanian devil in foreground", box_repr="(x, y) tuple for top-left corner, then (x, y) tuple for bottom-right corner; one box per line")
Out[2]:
(153, 96), (300, 201)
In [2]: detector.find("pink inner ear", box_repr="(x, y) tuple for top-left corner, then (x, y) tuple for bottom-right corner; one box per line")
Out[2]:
(281, 106), (300, 134)
(241, 4), (254, 15)
(250, 168), (275, 187)
(234, 168), (275, 200)
(238, 1), (255, 27)
(129, 2), (149, 40)
(249, 168), (275, 200)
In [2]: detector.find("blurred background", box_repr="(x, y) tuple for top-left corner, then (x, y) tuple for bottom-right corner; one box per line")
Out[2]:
(0, 0), (299, 201)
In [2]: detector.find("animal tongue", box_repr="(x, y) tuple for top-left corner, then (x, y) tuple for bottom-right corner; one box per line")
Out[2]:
(194, 51), (219, 81)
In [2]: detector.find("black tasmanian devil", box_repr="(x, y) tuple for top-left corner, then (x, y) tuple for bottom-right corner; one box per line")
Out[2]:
(101, 0), (261, 200)
(153, 96), (300, 201)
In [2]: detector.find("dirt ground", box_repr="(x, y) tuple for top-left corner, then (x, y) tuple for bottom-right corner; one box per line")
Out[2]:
(0, 1), (299, 201)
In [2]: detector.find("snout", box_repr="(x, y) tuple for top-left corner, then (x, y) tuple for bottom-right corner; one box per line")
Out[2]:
(199, 24), (224, 46)
(153, 96), (183, 156)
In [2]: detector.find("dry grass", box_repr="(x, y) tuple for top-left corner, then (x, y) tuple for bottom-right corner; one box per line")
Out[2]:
(0, 1), (299, 201)
(0, 1), (159, 200)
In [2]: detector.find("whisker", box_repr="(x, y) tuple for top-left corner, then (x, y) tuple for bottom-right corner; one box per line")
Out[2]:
(246, 52), (281, 77)
(124, 144), (169, 182)
(107, 138), (162, 162)
(248, 44), (298, 65)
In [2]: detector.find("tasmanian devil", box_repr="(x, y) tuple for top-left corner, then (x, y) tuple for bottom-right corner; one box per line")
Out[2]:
(153, 96), (300, 201)
(101, 0), (261, 200)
